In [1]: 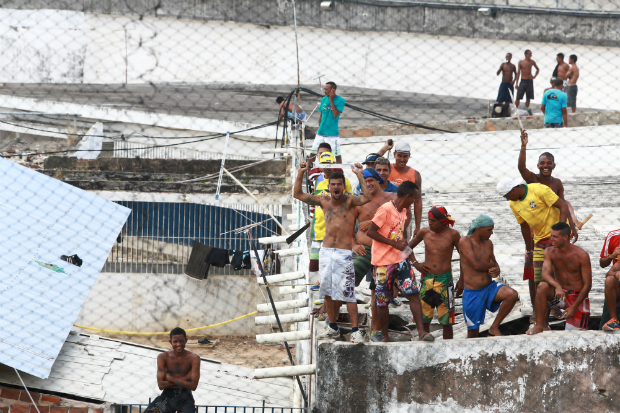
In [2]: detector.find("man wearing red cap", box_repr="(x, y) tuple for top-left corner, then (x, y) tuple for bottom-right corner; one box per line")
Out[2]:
(407, 206), (461, 339)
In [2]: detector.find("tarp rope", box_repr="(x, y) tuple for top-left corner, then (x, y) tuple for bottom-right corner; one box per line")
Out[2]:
(73, 311), (258, 335)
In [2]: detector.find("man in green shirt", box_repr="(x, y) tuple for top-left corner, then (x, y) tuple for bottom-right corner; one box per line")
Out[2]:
(310, 81), (345, 164)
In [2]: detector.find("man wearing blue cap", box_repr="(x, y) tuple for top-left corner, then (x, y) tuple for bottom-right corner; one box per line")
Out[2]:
(354, 155), (398, 196)
(460, 215), (518, 338)
(352, 168), (409, 341)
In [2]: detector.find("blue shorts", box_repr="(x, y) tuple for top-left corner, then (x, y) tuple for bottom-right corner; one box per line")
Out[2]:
(496, 82), (514, 103)
(463, 281), (503, 331)
(287, 111), (306, 121)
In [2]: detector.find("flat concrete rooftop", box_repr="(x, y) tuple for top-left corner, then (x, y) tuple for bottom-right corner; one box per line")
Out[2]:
(0, 83), (539, 127)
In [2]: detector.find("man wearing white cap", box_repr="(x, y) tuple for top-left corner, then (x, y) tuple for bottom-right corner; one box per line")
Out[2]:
(377, 140), (422, 236)
(497, 177), (578, 327)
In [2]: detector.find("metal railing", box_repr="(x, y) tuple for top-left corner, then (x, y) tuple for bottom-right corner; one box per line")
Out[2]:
(118, 401), (307, 413)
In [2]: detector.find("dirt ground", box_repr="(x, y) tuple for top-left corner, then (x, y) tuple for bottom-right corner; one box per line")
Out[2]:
(98, 333), (295, 369)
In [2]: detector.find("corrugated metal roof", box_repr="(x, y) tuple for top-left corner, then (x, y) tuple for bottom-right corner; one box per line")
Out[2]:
(0, 159), (131, 379)
(0, 334), (293, 407)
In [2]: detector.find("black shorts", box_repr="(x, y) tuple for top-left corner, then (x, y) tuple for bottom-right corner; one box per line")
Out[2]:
(145, 388), (195, 413)
(516, 79), (534, 100)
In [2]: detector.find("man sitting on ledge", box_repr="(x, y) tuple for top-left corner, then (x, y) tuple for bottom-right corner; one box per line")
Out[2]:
(528, 222), (592, 335)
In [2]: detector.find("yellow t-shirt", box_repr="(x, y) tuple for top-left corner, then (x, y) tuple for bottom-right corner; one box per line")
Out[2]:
(311, 175), (352, 241)
(509, 183), (560, 242)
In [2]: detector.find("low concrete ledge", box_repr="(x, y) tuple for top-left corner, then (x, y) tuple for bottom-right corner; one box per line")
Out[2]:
(316, 331), (620, 413)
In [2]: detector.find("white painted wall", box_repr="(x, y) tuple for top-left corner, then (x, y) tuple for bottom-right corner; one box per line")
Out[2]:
(0, 9), (619, 111)
(75, 272), (290, 336)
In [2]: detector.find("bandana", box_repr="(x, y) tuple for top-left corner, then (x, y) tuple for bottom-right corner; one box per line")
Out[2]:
(467, 215), (495, 235)
(429, 205), (455, 227)
(362, 168), (384, 184)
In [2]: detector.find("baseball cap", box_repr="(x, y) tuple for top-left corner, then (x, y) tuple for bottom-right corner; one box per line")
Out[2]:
(394, 142), (411, 153)
(496, 177), (522, 196)
(319, 152), (335, 164)
(362, 153), (381, 165)
(362, 168), (384, 184)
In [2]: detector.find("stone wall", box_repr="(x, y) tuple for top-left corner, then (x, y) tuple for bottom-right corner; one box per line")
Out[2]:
(315, 331), (620, 412)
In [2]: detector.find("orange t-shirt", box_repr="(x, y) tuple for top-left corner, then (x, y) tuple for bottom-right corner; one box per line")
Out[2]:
(371, 201), (408, 266)
(389, 165), (417, 186)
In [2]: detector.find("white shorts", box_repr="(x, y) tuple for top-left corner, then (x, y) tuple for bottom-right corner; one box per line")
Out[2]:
(311, 134), (341, 157)
(318, 247), (356, 303)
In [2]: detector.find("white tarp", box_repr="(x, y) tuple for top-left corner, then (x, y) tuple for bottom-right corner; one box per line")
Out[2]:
(0, 158), (130, 378)
(76, 122), (103, 159)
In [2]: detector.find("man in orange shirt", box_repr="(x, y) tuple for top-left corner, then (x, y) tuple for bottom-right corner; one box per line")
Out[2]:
(377, 140), (422, 236)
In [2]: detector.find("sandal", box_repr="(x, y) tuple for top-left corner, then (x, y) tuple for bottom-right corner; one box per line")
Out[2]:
(421, 333), (435, 342)
(316, 313), (327, 321)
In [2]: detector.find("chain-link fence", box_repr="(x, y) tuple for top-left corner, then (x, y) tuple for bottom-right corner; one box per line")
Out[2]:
(1, 0), (620, 411)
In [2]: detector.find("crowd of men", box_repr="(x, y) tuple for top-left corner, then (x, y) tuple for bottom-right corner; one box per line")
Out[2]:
(496, 50), (579, 127)
(292, 80), (620, 344)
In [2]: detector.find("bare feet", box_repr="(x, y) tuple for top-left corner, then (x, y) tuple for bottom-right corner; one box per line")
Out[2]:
(529, 316), (536, 324)
(488, 327), (503, 336)
(381, 336), (391, 342)
(527, 325), (545, 335)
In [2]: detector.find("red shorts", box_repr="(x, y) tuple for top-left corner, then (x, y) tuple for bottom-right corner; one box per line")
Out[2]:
(564, 290), (590, 330)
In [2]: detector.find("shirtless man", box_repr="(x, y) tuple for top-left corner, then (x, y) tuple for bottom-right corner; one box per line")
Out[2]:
(145, 328), (200, 413)
(496, 53), (517, 103)
(460, 216), (518, 338)
(514, 49), (540, 109)
(294, 161), (370, 343)
(517, 129), (582, 314)
(352, 168), (409, 342)
(276, 96), (305, 123)
(566, 54), (579, 113)
(528, 222), (592, 335)
(554, 53), (570, 92)
(407, 205), (461, 339)
(602, 260), (620, 331)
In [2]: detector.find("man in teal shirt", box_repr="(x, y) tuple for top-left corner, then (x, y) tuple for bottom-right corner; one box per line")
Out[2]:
(541, 78), (567, 128)
(311, 81), (345, 163)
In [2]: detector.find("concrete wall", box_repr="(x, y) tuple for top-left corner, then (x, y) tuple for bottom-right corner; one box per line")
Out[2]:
(1, 9), (620, 112)
(75, 272), (289, 337)
(4, 0), (619, 46)
(316, 332), (620, 413)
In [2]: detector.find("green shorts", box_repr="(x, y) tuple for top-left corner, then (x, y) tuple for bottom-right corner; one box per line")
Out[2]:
(310, 241), (322, 261)
(353, 245), (372, 287)
(420, 271), (455, 325)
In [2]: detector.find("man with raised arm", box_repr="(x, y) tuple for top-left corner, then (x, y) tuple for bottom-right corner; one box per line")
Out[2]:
(352, 168), (408, 342)
(376, 140), (423, 236)
(496, 53), (517, 103)
(366, 181), (433, 342)
(145, 327), (200, 413)
(460, 216), (518, 338)
(517, 129), (582, 319)
(528, 222), (592, 335)
(310, 81), (345, 164)
(407, 205), (461, 339)
(294, 161), (370, 343)
(514, 49), (540, 109)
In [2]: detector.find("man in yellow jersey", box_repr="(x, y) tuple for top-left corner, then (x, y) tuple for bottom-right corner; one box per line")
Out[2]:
(497, 177), (578, 327)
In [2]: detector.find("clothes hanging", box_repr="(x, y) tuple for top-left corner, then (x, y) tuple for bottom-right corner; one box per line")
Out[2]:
(208, 248), (230, 267)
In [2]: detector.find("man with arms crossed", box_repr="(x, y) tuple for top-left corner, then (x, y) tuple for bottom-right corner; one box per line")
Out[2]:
(294, 161), (370, 343)
(566, 54), (579, 113)
(145, 327), (200, 413)
(366, 181), (432, 342)
(407, 205), (461, 339)
(352, 168), (409, 342)
(377, 141), (423, 236)
(514, 49), (540, 109)
(310, 81), (345, 164)
(496, 53), (517, 103)
(460, 216), (518, 338)
(528, 222), (592, 335)
(517, 130), (582, 318)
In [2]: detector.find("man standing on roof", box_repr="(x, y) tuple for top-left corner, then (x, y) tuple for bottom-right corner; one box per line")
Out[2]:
(460, 215), (518, 337)
(541, 78), (568, 128)
(528, 222), (592, 335)
(599, 229), (620, 330)
(294, 161), (370, 343)
(354, 154), (398, 195)
(407, 205), (461, 340)
(352, 168), (409, 342)
(514, 49), (540, 110)
(377, 140), (423, 236)
(310, 81), (345, 164)
(552, 53), (570, 93)
(145, 327), (200, 413)
(566, 54), (579, 113)
(517, 129), (582, 318)
(496, 53), (516, 103)
(366, 181), (433, 342)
